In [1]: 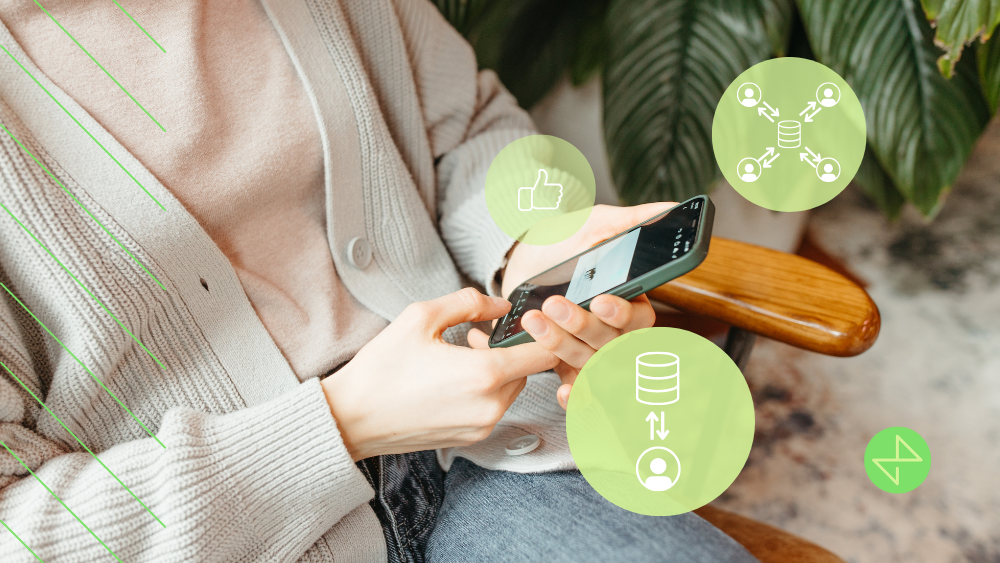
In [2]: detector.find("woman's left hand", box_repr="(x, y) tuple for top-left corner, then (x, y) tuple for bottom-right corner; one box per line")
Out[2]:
(467, 203), (672, 410)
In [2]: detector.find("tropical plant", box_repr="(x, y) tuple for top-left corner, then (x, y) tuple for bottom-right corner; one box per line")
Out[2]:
(433, 0), (1000, 218)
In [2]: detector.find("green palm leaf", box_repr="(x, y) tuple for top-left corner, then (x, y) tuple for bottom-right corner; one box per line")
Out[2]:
(603, 0), (777, 205)
(979, 31), (1000, 112)
(854, 144), (906, 219)
(920, 0), (1000, 76)
(432, 0), (492, 34)
(759, 0), (797, 56)
(799, 0), (990, 215)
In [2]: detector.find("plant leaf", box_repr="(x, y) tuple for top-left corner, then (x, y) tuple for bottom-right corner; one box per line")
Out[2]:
(853, 144), (906, 219)
(493, 0), (588, 108)
(758, 0), (797, 56)
(603, 0), (773, 205)
(432, 0), (492, 34)
(979, 30), (1000, 112)
(798, 0), (990, 215)
(570, 0), (609, 86)
(919, 0), (1000, 76)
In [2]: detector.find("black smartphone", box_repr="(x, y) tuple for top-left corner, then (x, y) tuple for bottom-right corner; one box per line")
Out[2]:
(488, 195), (715, 348)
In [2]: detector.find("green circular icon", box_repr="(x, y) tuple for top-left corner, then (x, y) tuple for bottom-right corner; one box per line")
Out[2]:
(864, 427), (931, 494)
(566, 328), (754, 516)
(712, 58), (866, 212)
(485, 135), (596, 245)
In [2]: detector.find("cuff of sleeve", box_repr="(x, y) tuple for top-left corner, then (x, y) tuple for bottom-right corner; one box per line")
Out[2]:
(193, 377), (374, 558)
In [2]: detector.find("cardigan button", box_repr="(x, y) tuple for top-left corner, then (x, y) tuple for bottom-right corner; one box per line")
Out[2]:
(346, 237), (372, 269)
(504, 434), (540, 456)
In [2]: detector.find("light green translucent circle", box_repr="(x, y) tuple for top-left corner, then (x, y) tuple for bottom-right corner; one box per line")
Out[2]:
(566, 328), (754, 516)
(712, 58), (866, 212)
(864, 427), (931, 494)
(485, 135), (596, 245)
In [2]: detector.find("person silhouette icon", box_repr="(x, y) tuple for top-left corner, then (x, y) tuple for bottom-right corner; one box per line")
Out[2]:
(820, 163), (836, 181)
(642, 458), (674, 492)
(636, 446), (681, 492)
(737, 158), (759, 182)
(737, 83), (760, 107)
(817, 83), (840, 107)
(817, 158), (840, 182)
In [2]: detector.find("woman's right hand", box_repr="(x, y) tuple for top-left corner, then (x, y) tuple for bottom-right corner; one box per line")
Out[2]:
(321, 288), (559, 461)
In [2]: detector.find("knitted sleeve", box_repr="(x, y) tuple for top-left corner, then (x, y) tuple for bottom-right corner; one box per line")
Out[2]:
(393, 0), (539, 297)
(0, 288), (373, 563)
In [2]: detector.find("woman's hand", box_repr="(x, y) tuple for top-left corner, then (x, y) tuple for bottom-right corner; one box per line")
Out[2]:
(470, 203), (674, 410)
(322, 288), (559, 461)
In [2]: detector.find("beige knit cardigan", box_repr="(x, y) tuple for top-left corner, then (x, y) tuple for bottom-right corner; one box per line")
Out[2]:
(0, 0), (573, 561)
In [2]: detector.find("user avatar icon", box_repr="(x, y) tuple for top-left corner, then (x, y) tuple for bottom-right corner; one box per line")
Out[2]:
(816, 82), (841, 107)
(816, 157), (841, 182)
(737, 157), (761, 182)
(636, 446), (681, 492)
(736, 82), (761, 107)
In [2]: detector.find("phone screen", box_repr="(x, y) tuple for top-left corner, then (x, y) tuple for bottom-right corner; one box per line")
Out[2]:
(490, 198), (706, 345)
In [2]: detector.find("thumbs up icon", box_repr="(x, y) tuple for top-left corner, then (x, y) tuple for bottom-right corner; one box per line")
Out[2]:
(518, 169), (563, 211)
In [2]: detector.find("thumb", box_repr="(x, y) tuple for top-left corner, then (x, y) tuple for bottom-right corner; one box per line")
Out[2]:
(595, 202), (677, 240)
(413, 288), (511, 334)
(534, 168), (548, 189)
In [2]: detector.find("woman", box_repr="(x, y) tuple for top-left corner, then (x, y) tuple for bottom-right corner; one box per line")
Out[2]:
(0, 0), (760, 561)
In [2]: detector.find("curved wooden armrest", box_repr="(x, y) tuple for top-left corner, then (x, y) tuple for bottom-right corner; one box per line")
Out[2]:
(648, 237), (879, 357)
(695, 506), (845, 563)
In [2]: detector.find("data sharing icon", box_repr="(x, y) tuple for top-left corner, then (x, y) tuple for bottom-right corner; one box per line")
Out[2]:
(734, 80), (843, 184)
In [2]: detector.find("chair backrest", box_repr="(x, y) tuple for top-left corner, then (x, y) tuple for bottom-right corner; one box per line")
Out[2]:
(648, 237), (880, 357)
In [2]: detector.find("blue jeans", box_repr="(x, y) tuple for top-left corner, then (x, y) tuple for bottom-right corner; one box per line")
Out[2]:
(361, 454), (760, 563)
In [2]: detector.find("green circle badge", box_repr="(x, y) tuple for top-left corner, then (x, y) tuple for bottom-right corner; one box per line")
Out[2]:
(485, 135), (596, 245)
(712, 58), (866, 212)
(566, 328), (754, 516)
(864, 427), (931, 494)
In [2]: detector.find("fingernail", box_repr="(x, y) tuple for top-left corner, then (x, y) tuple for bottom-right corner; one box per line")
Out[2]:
(543, 299), (571, 322)
(590, 300), (616, 318)
(521, 315), (548, 336)
(491, 296), (510, 309)
(558, 386), (571, 408)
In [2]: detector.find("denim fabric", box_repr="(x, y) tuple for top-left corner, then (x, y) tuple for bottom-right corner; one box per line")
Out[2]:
(358, 451), (444, 563)
(425, 458), (762, 563)
(364, 454), (760, 563)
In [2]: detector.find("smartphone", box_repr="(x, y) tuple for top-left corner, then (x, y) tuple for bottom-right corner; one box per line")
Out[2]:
(488, 195), (715, 348)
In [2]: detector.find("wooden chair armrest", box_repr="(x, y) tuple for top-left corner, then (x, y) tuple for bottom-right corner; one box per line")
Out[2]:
(648, 237), (879, 357)
(695, 506), (845, 563)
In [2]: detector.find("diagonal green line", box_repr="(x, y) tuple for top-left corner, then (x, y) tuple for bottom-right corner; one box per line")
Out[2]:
(0, 200), (165, 369)
(0, 45), (166, 211)
(112, 0), (165, 53)
(32, 0), (165, 132)
(0, 121), (166, 291)
(1, 520), (45, 562)
(0, 361), (164, 527)
(0, 441), (122, 563)
(0, 282), (165, 449)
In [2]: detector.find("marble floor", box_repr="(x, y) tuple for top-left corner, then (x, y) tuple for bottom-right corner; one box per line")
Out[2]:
(714, 119), (1000, 562)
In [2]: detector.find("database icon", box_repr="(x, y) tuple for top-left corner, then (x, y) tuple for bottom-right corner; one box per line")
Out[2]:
(636, 352), (680, 405)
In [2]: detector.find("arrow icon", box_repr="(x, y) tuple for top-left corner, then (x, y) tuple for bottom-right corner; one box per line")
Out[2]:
(762, 100), (779, 117)
(757, 147), (780, 168)
(871, 435), (923, 486)
(757, 106), (775, 123)
(799, 101), (822, 122)
(656, 412), (669, 440)
(647, 411), (670, 440)
(800, 152), (818, 168)
(804, 146), (821, 163)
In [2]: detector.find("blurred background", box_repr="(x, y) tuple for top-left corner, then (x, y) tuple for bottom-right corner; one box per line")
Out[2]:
(432, 1), (1000, 561)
